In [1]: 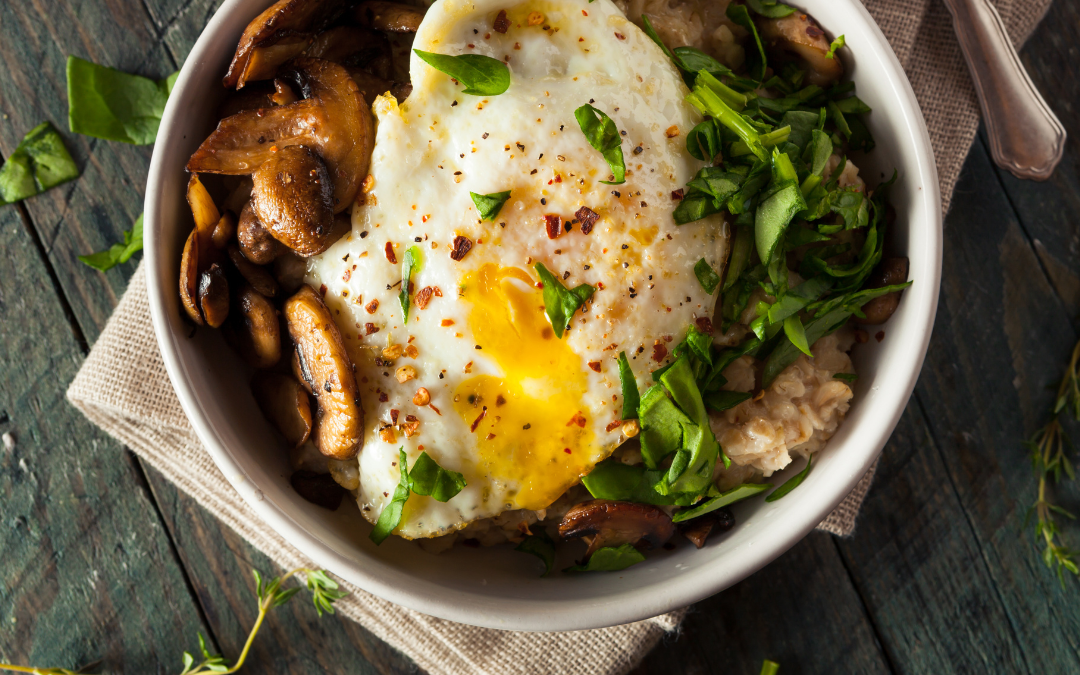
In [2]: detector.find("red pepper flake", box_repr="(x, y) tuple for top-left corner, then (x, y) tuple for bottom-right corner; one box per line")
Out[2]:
(875, 330), (885, 342)
(365, 299), (379, 314)
(378, 391), (389, 402)
(543, 214), (562, 239)
(390, 409), (400, 424)
(695, 317), (714, 334)
(471, 407), (488, 432)
(441, 318), (455, 327)
(342, 269), (351, 282)
(564, 447), (572, 454)
(652, 340), (668, 362)
(318, 284), (328, 297)
(575, 206), (599, 234)
(450, 235), (473, 261)
(554, 175), (563, 183)
(671, 188), (684, 200)
(365, 322), (379, 335)
(582, 9), (587, 15)
(566, 412), (587, 427)
(385, 242), (397, 264)
(429, 404), (442, 415)
(606, 420), (622, 432)
(415, 286), (438, 310)
(493, 9), (510, 33)
(588, 361), (601, 372)
(614, 32), (625, 40)
(603, 343), (617, 351)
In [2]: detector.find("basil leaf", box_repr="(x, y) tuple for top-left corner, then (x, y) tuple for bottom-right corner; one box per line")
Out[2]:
(617, 351), (641, 419)
(413, 50), (510, 96)
(638, 384), (691, 468)
(399, 246), (421, 323)
(673, 190), (721, 225)
(515, 529), (556, 576)
(704, 390), (752, 413)
(673, 47), (759, 91)
(671, 483), (771, 522)
(470, 190), (511, 221)
(725, 3), (767, 81)
(831, 189), (869, 229)
(765, 453), (813, 502)
(565, 543), (645, 572)
(687, 167), (744, 203)
(370, 448), (412, 544)
(827, 100), (852, 139)
(755, 150), (807, 265)
(766, 276), (834, 326)
(783, 315), (812, 356)
(846, 114), (876, 153)
(723, 225), (755, 292)
(582, 460), (677, 505)
(574, 104), (625, 185)
(79, 213), (143, 271)
(805, 129), (833, 177)
(407, 452), (466, 502)
(746, 0), (797, 18)
(658, 356), (723, 493)
(779, 110), (820, 152)
(67, 56), (176, 145)
(687, 72), (766, 161)
(534, 262), (595, 338)
(694, 258), (721, 294)
(727, 160), (771, 214)
(686, 119), (721, 161)
(825, 34), (846, 59)
(833, 96), (871, 115)
(833, 372), (858, 383)
(0, 121), (79, 205)
(762, 306), (852, 386)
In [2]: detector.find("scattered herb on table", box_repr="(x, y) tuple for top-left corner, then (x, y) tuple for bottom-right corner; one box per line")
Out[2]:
(78, 213), (143, 271)
(67, 55), (178, 145)
(0, 121), (79, 205)
(413, 50), (510, 95)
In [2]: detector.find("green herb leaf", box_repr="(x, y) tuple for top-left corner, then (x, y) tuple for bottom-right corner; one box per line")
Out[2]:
(67, 56), (177, 145)
(687, 167), (744, 203)
(686, 119), (722, 161)
(535, 262), (595, 338)
(618, 351), (641, 419)
(694, 258), (721, 294)
(671, 482), (771, 522)
(746, 0), (797, 18)
(782, 314), (812, 357)
(638, 384), (691, 468)
(574, 104), (625, 184)
(78, 213), (143, 271)
(765, 453), (814, 501)
(760, 659), (782, 675)
(0, 121), (79, 205)
(581, 460), (685, 505)
(704, 390), (752, 413)
(407, 452), (466, 502)
(833, 372), (858, 383)
(725, 3), (768, 81)
(399, 246), (421, 322)
(413, 50), (510, 95)
(565, 543), (645, 572)
(673, 190), (722, 225)
(687, 72), (766, 160)
(825, 34), (846, 59)
(657, 356), (723, 493)
(762, 306), (853, 386)
(515, 528), (556, 576)
(370, 448), (412, 545)
(470, 190), (511, 221)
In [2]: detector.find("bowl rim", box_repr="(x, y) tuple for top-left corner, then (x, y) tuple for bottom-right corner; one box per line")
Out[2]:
(145, 0), (943, 631)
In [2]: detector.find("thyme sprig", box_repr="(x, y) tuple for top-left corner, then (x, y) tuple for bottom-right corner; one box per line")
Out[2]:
(1025, 339), (1080, 585)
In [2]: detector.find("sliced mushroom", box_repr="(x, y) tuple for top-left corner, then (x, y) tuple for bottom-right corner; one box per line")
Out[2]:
(355, 1), (425, 32)
(179, 229), (203, 325)
(238, 200), (286, 264)
(291, 469), (346, 510)
(252, 371), (313, 447)
(292, 349), (314, 394)
(389, 81), (412, 103)
(219, 81), (276, 119)
(189, 57), (373, 216)
(856, 257), (909, 325)
(224, 0), (350, 89)
(305, 25), (388, 66)
(559, 499), (675, 559)
(345, 67), (393, 105)
(285, 284), (363, 460)
(758, 13), (843, 86)
(228, 245), (279, 298)
(211, 210), (237, 249)
(229, 283), (282, 368)
(198, 263), (230, 328)
(273, 250), (309, 295)
(678, 508), (735, 549)
(188, 174), (222, 263)
(250, 145), (335, 256)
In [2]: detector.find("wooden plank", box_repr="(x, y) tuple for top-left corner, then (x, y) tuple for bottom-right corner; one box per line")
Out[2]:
(0, 204), (213, 671)
(632, 534), (892, 675)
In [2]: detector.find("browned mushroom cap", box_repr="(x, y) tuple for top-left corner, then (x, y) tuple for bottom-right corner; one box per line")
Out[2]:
(291, 469), (347, 510)
(228, 245), (280, 298)
(180, 230), (203, 325)
(198, 263), (230, 328)
(285, 285), (363, 460)
(188, 174), (221, 261)
(252, 371), (313, 447)
(224, 0), (350, 89)
(345, 67), (393, 105)
(189, 57), (374, 215)
(292, 349), (314, 394)
(230, 283), (282, 368)
(354, 1), (425, 32)
(238, 200), (286, 264)
(758, 13), (843, 86)
(211, 210), (237, 249)
(251, 145), (335, 256)
(559, 499), (675, 558)
(219, 81), (276, 119)
(856, 257), (909, 325)
(677, 508), (735, 549)
(389, 82), (412, 103)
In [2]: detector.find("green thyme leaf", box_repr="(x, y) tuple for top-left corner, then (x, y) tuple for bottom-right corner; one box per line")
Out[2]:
(535, 262), (595, 338)
(0, 121), (79, 204)
(671, 482), (771, 522)
(565, 543), (645, 572)
(413, 50), (510, 95)
(765, 453), (814, 501)
(746, 0), (797, 18)
(694, 258), (721, 294)
(515, 528), (556, 576)
(470, 190), (511, 221)
(370, 448), (412, 544)
(574, 104), (625, 184)
(408, 452), (466, 502)
(67, 56), (177, 144)
(825, 34), (846, 59)
(78, 213), (143, 271)
(618, 351), (641, 419)
(399, 246), (421, 322)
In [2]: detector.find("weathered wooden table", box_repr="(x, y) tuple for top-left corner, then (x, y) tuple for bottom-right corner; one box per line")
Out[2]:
(2, 0), (1078, 672)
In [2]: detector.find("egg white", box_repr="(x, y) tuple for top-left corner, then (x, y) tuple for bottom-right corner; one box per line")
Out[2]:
(307, 0), (728, 538)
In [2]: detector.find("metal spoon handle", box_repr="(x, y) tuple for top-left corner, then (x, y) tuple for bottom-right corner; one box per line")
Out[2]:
(941, 0), (1066, 181)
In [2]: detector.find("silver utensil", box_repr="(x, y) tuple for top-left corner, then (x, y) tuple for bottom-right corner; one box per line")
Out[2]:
(941, 0), (1066, 181)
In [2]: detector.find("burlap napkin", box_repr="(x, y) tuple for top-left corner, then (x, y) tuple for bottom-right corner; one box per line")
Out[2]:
(67, 0), (1052, 672)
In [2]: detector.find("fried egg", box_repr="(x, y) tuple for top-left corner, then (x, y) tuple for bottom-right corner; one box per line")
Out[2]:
(308, 0), (727, 538)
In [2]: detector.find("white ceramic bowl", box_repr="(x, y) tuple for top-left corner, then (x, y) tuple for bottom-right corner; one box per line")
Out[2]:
(146, 0), (942, 631)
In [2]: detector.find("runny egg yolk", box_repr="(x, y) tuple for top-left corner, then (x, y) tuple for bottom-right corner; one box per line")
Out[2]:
(452, 264), (596, 510)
